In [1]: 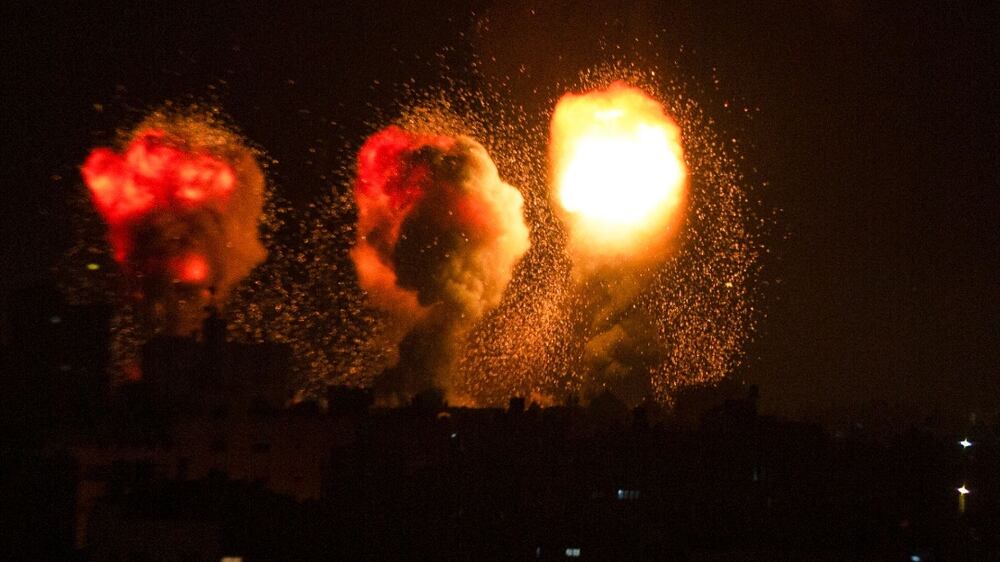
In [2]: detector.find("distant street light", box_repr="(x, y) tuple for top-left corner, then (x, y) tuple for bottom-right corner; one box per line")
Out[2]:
(957, 485), (970, 515)
(959, 438), (973, 448)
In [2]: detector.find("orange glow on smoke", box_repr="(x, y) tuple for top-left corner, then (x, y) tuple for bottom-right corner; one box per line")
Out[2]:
(550, 82), (686, 254)
(352, 126), (460, 316)
(81, 129), (236, 262)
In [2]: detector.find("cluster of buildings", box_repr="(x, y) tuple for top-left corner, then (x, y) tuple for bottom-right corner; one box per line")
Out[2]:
(3, 285), (997, 560)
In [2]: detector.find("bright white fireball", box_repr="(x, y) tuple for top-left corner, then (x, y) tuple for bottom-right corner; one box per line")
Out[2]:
(550, 82), (686, 255)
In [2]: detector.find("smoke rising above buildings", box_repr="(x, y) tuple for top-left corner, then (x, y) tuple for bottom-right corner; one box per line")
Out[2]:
(351, 126), (530, 403)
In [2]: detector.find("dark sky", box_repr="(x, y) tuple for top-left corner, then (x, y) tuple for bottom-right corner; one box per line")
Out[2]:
(3, 1), (997, 415)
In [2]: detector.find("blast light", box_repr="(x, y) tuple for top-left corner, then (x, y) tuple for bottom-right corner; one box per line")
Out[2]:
(550, 82), (686, 255)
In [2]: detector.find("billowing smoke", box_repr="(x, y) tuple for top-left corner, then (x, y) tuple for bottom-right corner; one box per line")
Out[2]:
(81, 116), (266, 335)
(550, 83), (688, 405)
(352, 126), (530, 404)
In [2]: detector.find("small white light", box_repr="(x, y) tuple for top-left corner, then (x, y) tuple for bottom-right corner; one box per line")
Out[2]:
(49, 315), (62, 324)
(957, 485), (970, 495)
(910, 555), (921, 562)
(450, 432), (457, 439)
(960, 439), (973, 448)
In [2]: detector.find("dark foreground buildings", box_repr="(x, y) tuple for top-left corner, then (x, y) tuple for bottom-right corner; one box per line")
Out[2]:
(2, 291), (998, 560)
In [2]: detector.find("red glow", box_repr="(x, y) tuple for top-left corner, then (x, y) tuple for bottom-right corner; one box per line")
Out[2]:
(172, 253), (210, 283)
(122, 362), (142, 382)
(353, 126), (467, 263)
(351, 127), (471, 318)
(82, 129), (236, 232)
(355, 126), (455, 210)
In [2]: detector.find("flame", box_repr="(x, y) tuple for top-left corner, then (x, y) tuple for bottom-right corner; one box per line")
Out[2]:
(82, 129), (236, 227)
(80, 120), (266, 335)
(81, 129), (238, 266)
(550, 82), (686, 254)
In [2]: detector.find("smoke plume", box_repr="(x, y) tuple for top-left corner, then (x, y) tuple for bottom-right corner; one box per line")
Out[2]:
(81, 115), (266, 335)
(352, 126), (529, 404)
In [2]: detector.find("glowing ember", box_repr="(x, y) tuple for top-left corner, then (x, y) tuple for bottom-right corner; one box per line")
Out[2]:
(172, 253), (209, 283)
(550, 82), (686, 254)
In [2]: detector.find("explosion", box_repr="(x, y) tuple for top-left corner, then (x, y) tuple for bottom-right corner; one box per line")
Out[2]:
(549, 82), (690, 404)
(81, 118), (266, 335)
(550, 81), (687, 261)
(352, 126), (529, 404)
(64, 65), (757, 406)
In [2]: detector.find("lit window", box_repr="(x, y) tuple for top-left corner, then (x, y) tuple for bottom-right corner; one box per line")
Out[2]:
(616, 489), (640, 500)
(221, 558), (243, 562)
(565, 548), (581, 557)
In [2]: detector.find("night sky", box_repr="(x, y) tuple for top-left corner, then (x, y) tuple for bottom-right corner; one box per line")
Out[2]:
(3, 2), (997, 415)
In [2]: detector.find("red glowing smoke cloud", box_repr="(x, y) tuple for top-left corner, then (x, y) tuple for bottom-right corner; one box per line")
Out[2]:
(81, 121), (266, 334)
(352, 126), (529, 401)
(83, 130), (237, 264)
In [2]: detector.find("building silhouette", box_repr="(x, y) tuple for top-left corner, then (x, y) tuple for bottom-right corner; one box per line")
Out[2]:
(3, 286), (998, 559)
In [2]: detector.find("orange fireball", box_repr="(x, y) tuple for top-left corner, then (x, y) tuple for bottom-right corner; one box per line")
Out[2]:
(550, 82), (686, 257)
